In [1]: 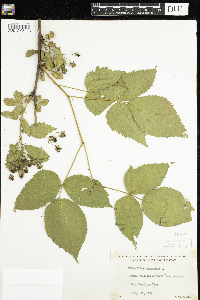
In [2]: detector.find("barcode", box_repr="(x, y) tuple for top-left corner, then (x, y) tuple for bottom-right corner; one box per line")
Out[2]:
(6, 22), (33, 33)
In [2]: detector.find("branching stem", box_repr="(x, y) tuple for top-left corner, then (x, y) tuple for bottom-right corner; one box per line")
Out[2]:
(42, 68), (143, 200)
(42, 67), (84, 143)
(32, 19), (42, 126)
(19, 96), (31, 152)
(60, 142), (84, 193)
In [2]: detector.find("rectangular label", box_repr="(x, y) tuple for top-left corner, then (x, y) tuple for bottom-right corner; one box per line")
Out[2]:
(159, 238), (192, 250)
(2, 269), (63, 300)
(5, 22), (33, 33)
(165, 3), (189, 15)
(111, 250), (197, 300)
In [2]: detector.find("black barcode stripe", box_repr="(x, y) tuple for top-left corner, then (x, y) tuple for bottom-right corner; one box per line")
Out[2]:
(7, 22), (32, 33)
(8, 24), (31, 29)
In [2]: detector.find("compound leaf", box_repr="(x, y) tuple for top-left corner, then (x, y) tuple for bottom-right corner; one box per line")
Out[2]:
(14, 170), (61, 211)
(52, 71), (63, 79)
(121, 68), (157, 101)
(25, 145), (50, 163)
(128, 96), (186, 137)
(3, 98), (18, 106)
(30, 122), (55, 138)
(114, 195), (143, 248)
(20, 117), (30, 136)
(84, 86), (127, 115)
(85, 66), (123, 92)
(45, 198), (87, 262)
(26, 49), (38, 57)
(106, 102), (147, 146)
(142, 187), (194, 227)
(63, 175), (111, 208)
(124, 164), (169, 194)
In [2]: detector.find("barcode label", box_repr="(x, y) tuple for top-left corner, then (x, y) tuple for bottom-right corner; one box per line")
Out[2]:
(165, 3), (189, 15)
(5, 22), (33, 33)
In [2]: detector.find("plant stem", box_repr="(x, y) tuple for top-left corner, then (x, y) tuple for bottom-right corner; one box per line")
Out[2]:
(59, 142), (84, 197)
(32, 19), (42, 126)
(62, 142), (83, 185)
(19, 96), (31, 151)
(42, 67), (94, 182)
(94, 181), (129, 195)
(71, 95), (117, 101)
(42, 68), (144, 199)
(42, 68), (84, 143)
(83, 143), (93, 179)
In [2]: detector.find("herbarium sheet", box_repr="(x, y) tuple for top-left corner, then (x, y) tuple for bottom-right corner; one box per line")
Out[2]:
(1, 20), (197, 300)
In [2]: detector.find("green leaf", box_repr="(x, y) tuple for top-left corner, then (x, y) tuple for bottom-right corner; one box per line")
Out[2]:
(128, 96), (186, 137)
(106, 103), (147, 146)
(14, 91), (23, 103)
(25, 145), (50, 163)
(124, 164), (169, 194)
(100, 86), (127, 101)
(52, 71), (63, 79)
(39, 99), (49, 106)
(45, 31), (55, 40)
(12, 104), (23, 117)
(40, 73), (45, 81)
(20, 117), (30, 136)
(14, 170), (61, 210)
(63, 175), (111, 208)
(43, 51), (51, 62)
(142, 187), (194, 227)
(85, 66), (123, 92)
(6, 150), (21, 162)
(10, 142), (19, 153)
(48, 41), (56, 47)
(84, 91), (113, 115)
(46, 59), (53, 71)
(54, 55), (65, 68)
(1, 111), (18, 120)
(36, 104), (41, 112)
(53, 47), (62, 57)
(3, 98), (18, 106)
(30, 122), (55, 138)
(26, 49), (38, 57)
(45, 198), (87, 262)
(114, 196), (143, 247)
(84, 86), (127, 115)
(113, 76), (128, 89)
(7, 143), (21, 163)
(121, 68), (157, 101)
(36, 95), (42, 102)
